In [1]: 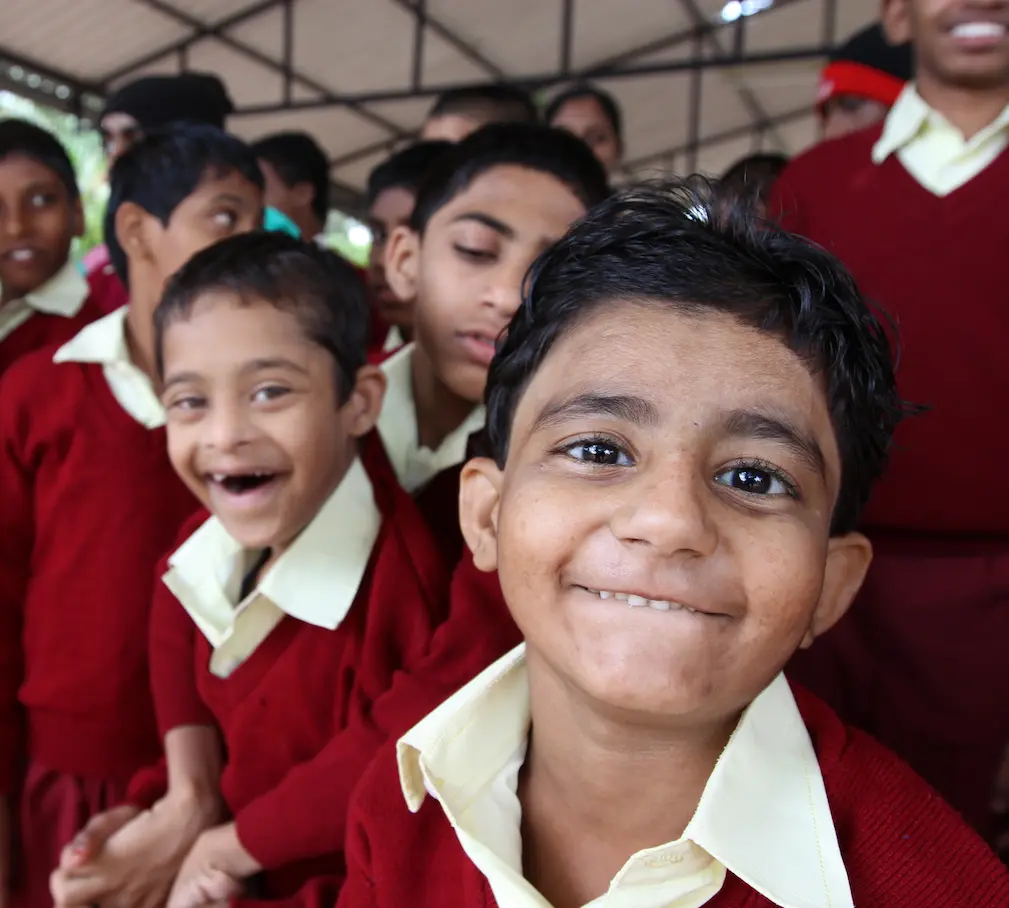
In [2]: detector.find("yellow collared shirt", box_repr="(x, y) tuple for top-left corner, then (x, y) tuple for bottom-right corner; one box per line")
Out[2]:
(872, 84), (1009, 195)
(0, 260), (89, 344)
(398, 645), (853, 908)
(162, 457), (381, 679)
(53, 306), (165, 429)
(377, 343), (486, 494)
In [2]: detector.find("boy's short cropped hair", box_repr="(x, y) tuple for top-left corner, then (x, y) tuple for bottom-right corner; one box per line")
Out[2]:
(156, 231), (369, 400)
(366, 141), (454, 207)
(544, 83), (624, 145)
(485, 178), (909, 535)
(409, 123), (610, 234)
(0, 119), (80, 201)
(426, 84), (538, 128)
(105, 123), (264, 288)
(720, 152), (790, 208)
(251, 131), (330, 226)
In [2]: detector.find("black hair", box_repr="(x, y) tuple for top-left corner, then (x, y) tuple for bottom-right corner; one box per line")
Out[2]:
(409, 123), (610, 234)
(156, 232), (369, 401)
(105, 122), (264, 289)
(0, 118), (80, 200)
(720, 153), (790, 208)
(251, 131), (330, 226)
(485, 178), (911, 536)
(544, 83), (624, 147)
(366, 140), (454, 208)
(426, 84), (538, 126)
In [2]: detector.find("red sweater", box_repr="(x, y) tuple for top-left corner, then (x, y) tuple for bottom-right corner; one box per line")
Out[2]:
(337, 684), (1009, 907)
(131, 435), (461, 904)
(0, 277), (105, 377)
(767, 129), (1009, 536)
(0, 346), (198, 791)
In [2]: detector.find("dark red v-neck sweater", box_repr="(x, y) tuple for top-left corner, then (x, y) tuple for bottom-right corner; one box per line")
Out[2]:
(130, 434), (460, 906)
(0, 344), (198, 791)
(337, 684), (1009, 908)
(767, 127), (1009, 536)
(0, 276), (106, 378)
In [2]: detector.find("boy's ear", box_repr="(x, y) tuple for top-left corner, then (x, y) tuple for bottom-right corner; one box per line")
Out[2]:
(384, 225), (421, 305)
(800, 532), (873, 649)
(343, 364), (387, 437)
(71, 197), (85, 239)
(114, 201), (156, 270)
(881, 0), (912, 46)
(459, 457), (504, 573)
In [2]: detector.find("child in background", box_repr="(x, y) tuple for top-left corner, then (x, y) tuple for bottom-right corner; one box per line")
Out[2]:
(337, 179), (1009, 908)
(719, 152), (789, 217)
(50, 232), (452, 908)
(545, 83), (624, 173)
(0, 123), (263, 908)
(421, 85), (538, 143)
(0, 119), (104, 376)
(252, 132), (331, 244)
(365, 140), (452, 356)
(378, 122), (608, 495)
(768, 0), (1009, 840)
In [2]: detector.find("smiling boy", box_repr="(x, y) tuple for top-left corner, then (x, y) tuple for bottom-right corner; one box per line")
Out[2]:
(0, 120), (106, 375)
(49, 233), (455, 908)
(768, 0), (1009, 839)
(337, 181), (1009, 908)
(0, 124), (263, 908)
(379, 123), (608, 495)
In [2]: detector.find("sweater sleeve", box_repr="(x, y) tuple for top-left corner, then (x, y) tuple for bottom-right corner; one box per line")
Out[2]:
(0, 368), (33, 793)
(149, 558), (216, 736)
(233, 686), (387, 871)
(123, 757), (169, 810)
(230, 876), (345, 908)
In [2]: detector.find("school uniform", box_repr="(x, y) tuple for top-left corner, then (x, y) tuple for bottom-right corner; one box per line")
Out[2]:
(0, 306), (199, 907)
(0, 261), (105, 376)
(376, 343), (486, 494)
(338, 645), (1009, 908)
(126, 433), (457, 905)
(767, 85), (1009, 838)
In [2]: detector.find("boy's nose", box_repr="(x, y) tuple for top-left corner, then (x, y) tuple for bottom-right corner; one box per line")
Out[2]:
(609, 471), (719, 558)
(204, 405), (255, 452)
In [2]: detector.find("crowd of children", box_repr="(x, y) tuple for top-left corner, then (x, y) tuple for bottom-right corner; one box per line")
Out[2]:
(0, 2), (1006, 905)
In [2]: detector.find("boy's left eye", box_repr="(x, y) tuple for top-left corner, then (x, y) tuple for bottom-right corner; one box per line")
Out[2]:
(252, 385), (289, 403)
(29, 193), (55, 208)
(212, 210), (239, 230)
(714, 465), (795, 498)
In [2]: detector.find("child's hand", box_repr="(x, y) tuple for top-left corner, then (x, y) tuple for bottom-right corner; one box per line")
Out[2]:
(51, 792), (220, 908)
(167, 824), (260, 908)
(59, 804), (140, 870)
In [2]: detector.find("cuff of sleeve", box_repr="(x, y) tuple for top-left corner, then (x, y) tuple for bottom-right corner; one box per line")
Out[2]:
(123, 760), (168, 809)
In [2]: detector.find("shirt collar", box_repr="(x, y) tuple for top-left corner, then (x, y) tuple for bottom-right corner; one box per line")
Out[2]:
(165, 456), (381, 648)
(52, 304), (132, 366)
(377, 342), (486, 493)
(399, 645), (853, 908)
(873, 83), (1009, 164)
(9, 260), (89, 318)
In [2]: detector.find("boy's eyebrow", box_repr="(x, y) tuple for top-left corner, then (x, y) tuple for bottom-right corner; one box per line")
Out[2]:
(209, 192), (254, 207)
(532, 392), (660, 432)
(161, 358), (310, 391)
(450, 211), (515, 239)
(721, 409), (827, 479)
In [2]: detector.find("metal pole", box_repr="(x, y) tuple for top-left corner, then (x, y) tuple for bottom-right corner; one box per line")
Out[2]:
(411, 0), (426, 92)
(559, 0), (575, 76)
(686, 31), (703, 173)
(283, 0), (294, 104)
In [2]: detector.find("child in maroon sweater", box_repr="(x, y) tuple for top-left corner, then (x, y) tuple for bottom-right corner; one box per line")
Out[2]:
(49, 233), (457, 908)
(0, 123), (263, 908)
(337, 181), (1009, 908)
(767, 0), (1009, 841)
(376, 123), (608, 495)
(0, 120), (105, 376)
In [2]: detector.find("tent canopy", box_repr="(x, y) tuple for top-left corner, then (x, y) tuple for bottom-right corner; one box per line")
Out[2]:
(0, 0), (881, 212)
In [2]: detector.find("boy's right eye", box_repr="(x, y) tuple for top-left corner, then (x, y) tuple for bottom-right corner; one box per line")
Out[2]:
(452, 244), (496, 263)
(211, 209), (239, 231)
(557, 437), (634, 467)
(167, 395), (207, 413)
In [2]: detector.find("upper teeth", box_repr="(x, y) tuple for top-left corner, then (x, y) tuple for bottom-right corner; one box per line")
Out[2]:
(10, 249), (33, 261)
(211, 472), (269, 482)
(592, 589), (696, 613)
(952, 22), (1005, 39)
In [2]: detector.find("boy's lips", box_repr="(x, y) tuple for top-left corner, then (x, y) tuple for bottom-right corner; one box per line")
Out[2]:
(456, 331), (498, 367)
(1, 247), (41, 264)
(205, 470), (285, 512)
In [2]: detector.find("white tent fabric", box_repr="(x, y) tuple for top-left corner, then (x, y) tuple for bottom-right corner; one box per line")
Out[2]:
(0, 0), (882, 204)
